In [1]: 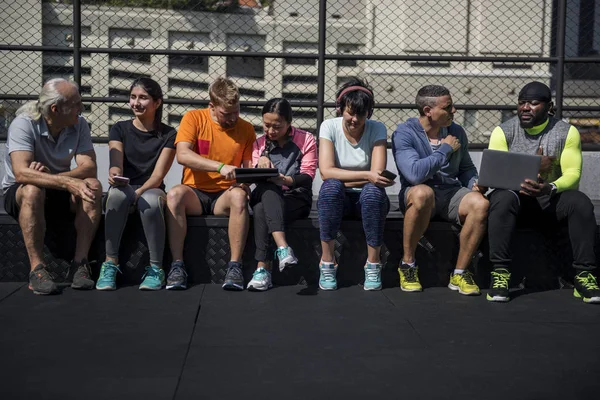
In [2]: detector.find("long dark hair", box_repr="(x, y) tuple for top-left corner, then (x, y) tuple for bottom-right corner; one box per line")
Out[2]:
(261, 98), (293, 157)
(130, 77), (164, 133)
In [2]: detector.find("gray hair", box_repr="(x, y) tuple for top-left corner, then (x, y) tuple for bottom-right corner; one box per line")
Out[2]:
(415, 85), (450, 116)
(16, 78), (78, 119)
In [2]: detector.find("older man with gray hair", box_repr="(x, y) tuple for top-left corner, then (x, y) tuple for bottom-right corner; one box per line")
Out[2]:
(2, 78), (102, 295)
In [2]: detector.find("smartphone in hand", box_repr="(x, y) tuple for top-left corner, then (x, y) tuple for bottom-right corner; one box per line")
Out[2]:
(113, 175), (130, 184)
(380, 170), (397, 180)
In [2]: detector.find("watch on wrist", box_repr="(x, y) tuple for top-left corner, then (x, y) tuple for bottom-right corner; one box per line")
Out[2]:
(549, 183), (557, 196)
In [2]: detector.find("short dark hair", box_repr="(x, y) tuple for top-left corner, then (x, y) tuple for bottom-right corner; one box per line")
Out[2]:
(130, 77), (164, 131)
(262, 98), (293, 124)
(335, 77), (374, 117)
(415, 85), (450, 116)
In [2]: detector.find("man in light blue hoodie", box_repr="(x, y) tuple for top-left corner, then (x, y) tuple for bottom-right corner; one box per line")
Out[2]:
(392, 85), (488, 296)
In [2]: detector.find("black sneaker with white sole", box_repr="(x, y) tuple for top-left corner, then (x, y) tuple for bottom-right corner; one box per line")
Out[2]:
(222, 261), (244, 291)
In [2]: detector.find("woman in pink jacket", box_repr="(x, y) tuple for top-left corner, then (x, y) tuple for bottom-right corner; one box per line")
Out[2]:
(248, 98), (318, 291)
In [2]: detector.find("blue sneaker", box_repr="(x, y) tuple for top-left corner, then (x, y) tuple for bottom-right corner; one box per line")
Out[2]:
(363, 261), (383, 291)
(222, 261), (244, 291)
(275, 246), (298, 271)
(166, 260), (188, 290)
(247, 267), (272, 291)
(319, 261), (338, 291)
(96, 260), (121, 291)
(139, 265), (165, 291)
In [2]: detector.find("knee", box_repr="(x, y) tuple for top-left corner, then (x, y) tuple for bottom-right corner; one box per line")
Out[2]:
(562, 190), (593, 215)
(84, 178), (102, 194)
(466, 194), (489, 219)
(106, 185), (131, 205)
(19, 185), (45, 208)
(139, 190), (166, 214)
(489, 189), (518, 210)
(229, 188), (249, 212)
(407, 185), (434, 210)
(319, 179), (344, 197)
(362, 183), (388, 204)
(166, 185), (188, 209)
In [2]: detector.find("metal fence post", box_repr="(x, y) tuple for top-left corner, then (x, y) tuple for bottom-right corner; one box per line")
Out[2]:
(316, 0), (327, 135)
(554, 0), (567, 118)
(73, 0), (82, 87)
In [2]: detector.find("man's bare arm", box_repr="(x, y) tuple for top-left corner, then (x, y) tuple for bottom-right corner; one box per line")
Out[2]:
(11, 150), (77, 190)
(58, 150), (97, 179)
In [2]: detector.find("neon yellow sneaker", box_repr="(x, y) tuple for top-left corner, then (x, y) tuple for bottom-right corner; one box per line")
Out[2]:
(398, 265), (422, 292)
(448, 271), (480, 296)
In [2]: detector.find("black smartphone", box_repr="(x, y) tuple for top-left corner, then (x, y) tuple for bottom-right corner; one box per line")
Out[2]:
(380, 170), (397, 180)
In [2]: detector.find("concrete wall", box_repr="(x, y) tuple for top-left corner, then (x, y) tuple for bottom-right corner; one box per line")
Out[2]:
(2, 143), (599, 201)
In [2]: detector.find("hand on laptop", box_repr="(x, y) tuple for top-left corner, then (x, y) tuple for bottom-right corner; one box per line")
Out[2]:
(219, 164), (236, 180)
(520, 178), (551, 197)
(269, 174), (291, 187)
(536, 146), (555, 174)
(472, 182), (488, 194)
(441, 135), (460, 152)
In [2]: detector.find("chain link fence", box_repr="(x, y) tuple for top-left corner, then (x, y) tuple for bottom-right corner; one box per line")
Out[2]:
(1, 0), (599, 146)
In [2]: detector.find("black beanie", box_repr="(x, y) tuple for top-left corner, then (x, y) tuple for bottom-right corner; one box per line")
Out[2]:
(518, 81), (552, 102)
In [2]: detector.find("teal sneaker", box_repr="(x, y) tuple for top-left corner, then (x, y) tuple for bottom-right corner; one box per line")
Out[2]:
(95, 260), (121, 291)
(319, 261), (338, 291)
(363, 262), (383, 291)
(247, 267), (273, 291)
(139, 265), (165, 291)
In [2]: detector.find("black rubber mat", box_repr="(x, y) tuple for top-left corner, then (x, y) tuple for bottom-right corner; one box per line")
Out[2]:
(175, 286), (600, 400)
(0, 282), (24, 303)
(0, 284), (205, 400)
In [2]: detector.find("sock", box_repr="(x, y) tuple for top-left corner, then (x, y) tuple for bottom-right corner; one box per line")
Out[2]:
(402, 261), (416, 268)
(453, 269), (465, 275)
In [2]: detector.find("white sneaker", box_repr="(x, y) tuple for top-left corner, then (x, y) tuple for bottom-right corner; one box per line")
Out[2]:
(276, 246), (298, 271)
(247, 267), (272, 291)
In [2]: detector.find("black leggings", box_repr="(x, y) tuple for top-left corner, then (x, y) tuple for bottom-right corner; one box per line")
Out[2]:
(487, 189), (597, 271)
(251, 183), (311, 261)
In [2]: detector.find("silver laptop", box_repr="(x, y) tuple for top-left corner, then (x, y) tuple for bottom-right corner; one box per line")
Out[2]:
(478, 149), (541, 191)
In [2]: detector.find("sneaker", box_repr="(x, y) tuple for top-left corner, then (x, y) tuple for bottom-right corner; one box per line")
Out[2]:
(363, 262), (383, 291)
(96, 260), (121, 291)
(140, 265), (165, 291)
(247, 267), (272, 291)
(573, 271), (600, 304)
(319, 261), (338, 291)
(28, 264), (59, 295)
(398, 264), (422, 292)
(71, 259), (95, 290)
(448, 271), (480, 296)
(166, 260), (188, 290)
(486, 268), (511, 302)
(222, 261), (244, 291)
(276, 246), (298, 271)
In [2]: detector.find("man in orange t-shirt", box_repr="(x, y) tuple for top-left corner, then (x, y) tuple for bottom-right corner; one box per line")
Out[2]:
(165, 77), (256, 291)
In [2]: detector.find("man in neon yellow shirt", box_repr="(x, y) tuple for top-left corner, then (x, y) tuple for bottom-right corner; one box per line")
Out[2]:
(486, 81), (599, 304)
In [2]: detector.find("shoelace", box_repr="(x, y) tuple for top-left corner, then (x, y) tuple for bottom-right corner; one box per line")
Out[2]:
(576, 273), (599, 290)
(461, 271), (475, 285)
(100, 264), (121, 280)
(142, 266), (161, 280)
(170, 263), (188, 280)
(403, 267), (418, 282)
(227, 265), (243, 281)
(491, 271), (510, 288)
(275, 247), (289, 259)
(253, 268), (268, 280)
(321, 268), (336, 282)
(365, 268), (380, 282)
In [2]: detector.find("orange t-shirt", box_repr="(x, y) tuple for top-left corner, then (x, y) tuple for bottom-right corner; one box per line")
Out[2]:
(175, 108), (256, 192)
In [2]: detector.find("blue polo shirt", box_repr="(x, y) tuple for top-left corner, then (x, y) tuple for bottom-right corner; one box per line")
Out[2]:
(2, 115), (94, 193)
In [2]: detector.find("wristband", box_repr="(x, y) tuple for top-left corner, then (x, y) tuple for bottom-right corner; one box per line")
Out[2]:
(217, 163), (225, 173)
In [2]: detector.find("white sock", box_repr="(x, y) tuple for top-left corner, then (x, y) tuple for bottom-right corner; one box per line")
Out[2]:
(454, 269), (465, 275)
(402, 261), (416, 268)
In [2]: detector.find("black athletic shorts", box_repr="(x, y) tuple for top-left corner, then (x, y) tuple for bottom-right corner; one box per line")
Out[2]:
(3, 184), (73, 221)
(190, 187), (225, 216)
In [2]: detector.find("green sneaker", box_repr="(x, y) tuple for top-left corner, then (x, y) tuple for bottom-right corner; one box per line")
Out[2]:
(95, 260), (121, 291)
(139, 266), (165, 291)
(573, 271), (600, 304)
